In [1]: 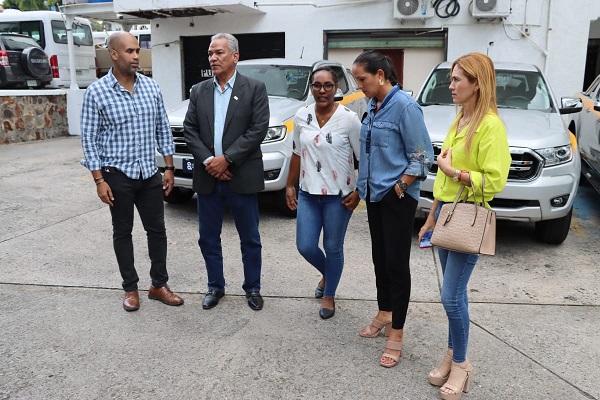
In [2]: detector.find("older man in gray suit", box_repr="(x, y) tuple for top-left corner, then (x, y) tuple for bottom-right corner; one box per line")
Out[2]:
(183, 33), (270, 311)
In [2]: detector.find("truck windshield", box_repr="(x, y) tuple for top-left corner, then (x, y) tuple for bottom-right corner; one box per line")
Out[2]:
(418, 68), (554, 112)
(237, 64), (311, 100)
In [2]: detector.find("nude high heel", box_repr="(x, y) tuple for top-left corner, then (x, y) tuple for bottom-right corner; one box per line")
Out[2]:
(359, 318), (392, 338)
(379, 339), (403, 368)
(440, 362), (473, 400)
(428, 353), (452, 387)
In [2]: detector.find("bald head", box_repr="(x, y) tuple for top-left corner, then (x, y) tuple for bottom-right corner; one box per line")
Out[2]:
(107, 31), (137, 51)
(107, 31), (140, 79)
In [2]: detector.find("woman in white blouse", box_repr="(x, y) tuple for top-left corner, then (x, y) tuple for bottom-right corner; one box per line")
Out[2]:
(285, 66), (361, 319)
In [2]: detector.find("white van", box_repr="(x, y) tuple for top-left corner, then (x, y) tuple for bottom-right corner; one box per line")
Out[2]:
(0, 10), (96, 88)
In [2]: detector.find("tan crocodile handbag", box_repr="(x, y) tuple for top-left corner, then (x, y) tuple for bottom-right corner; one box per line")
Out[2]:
(430, 176), (496, 255)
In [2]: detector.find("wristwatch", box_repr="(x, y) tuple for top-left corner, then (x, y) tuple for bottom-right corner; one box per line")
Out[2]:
(397, 180), (409, 191)
(223, 153), (234, 164)
(451, 169), (461, 182)
(164, 165), (175, 171)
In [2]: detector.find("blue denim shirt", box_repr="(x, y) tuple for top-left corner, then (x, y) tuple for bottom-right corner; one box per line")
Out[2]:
(357, 87), (433, 202)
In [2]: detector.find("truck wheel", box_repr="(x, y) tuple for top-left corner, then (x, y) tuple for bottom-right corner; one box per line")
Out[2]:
(534, 207), (572, 244)
(164, 187), (194, 204)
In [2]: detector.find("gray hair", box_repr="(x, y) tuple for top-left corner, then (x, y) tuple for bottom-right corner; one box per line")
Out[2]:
(211, 33), (239, 54)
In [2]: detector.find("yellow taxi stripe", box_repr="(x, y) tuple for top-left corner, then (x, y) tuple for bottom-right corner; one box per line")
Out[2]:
(339, 91), (366, 105)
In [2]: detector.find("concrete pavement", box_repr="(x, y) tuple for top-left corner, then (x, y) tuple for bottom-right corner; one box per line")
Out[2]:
(0, 137), (598, 400)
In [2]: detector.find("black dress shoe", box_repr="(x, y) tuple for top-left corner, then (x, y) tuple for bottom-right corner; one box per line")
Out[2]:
(319, 307), (335, 319)
(202, 290), (224, 310)
(246, 291), (263, 310)
(314, 284), (324, 299)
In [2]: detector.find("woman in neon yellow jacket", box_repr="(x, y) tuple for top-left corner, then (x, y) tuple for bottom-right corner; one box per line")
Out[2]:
(419, 53), (511, 400)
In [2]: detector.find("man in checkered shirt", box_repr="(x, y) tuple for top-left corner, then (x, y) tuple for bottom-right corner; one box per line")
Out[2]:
(81, 32), (184, 312)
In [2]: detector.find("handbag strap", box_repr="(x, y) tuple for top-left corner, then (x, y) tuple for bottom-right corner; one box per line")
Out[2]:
(443, 174), (487, 226)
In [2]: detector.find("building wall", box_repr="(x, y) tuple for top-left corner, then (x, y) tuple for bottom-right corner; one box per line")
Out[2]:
(146, 0), (600, 108)
(0, 92), (69, 144)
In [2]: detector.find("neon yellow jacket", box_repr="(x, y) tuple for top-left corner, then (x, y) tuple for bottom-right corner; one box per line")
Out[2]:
(433, 111), (511, 204)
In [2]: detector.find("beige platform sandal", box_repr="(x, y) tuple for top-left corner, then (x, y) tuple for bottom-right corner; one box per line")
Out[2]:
(440, 362), (473, 400)
(428, 353), (452, 386)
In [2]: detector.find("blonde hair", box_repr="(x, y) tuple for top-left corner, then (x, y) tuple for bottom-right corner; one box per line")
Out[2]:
(451, 52), (498, 152)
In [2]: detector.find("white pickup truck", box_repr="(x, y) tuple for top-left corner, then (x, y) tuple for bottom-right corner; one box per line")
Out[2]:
(568, 74), (600, 194)
(415, 62), (583, 244)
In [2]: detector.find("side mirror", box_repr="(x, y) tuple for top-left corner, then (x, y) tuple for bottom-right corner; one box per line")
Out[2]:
(334, 88), (344, 102)
(404, 89), (414, 97)
(559, 97), (583, 115)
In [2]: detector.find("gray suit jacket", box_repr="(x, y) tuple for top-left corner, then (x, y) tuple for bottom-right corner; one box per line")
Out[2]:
(183, 73), (270, 195)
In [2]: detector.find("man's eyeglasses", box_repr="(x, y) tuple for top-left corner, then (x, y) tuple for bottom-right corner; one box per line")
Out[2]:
(310, 83), (336, 92)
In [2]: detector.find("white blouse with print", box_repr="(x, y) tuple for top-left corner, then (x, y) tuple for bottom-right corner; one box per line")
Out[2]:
(292, 103), (361, 196)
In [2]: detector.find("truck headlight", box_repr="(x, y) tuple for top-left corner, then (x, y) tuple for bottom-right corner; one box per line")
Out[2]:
(535, 144), (572, 167)
(263, 126), (286, 143)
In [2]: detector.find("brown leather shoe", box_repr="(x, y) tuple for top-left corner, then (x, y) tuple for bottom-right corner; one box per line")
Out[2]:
(148, 284), (184, 306)
(123, 290), (140, 312)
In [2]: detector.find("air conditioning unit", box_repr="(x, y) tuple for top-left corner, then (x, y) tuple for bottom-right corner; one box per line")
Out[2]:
(393, 0), (434, 21)
(471, 0), (510, 19)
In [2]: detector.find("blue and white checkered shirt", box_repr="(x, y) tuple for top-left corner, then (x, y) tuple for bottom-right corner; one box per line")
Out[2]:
(80, 69), (174, 180)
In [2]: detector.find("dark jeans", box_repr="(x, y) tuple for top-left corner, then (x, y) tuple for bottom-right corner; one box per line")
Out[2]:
(197, 181), (262, 293)
(366, 187), (417, 330)
(102, 168), (168, 292)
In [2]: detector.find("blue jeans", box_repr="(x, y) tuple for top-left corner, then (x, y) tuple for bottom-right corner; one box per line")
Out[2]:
(435, 203), (479, 363)
(197, 181), (262, 293)
(296, 190), (352, 298)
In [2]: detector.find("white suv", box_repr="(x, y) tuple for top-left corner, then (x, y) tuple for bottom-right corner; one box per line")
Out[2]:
(415, 62), (582, 244)
(157, 58), (367, 215)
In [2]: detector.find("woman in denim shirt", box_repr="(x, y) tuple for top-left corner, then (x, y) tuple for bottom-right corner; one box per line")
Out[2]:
(419, 53), (510, 400)
(352, 50), (433, 368)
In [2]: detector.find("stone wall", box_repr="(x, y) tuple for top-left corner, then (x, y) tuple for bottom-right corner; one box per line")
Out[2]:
(0, 92), (69, 144)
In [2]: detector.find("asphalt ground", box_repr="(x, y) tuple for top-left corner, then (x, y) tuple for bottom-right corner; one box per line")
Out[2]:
(1, 137), (599, 400)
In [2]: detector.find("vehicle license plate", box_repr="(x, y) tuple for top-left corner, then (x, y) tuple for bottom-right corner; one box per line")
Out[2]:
(182, 158), (194, 176)
(26, 80), (37, 87)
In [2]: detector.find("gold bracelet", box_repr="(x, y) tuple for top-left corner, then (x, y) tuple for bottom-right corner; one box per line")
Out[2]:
(93, 176), (104, 182)
(95, 179), (105, 185)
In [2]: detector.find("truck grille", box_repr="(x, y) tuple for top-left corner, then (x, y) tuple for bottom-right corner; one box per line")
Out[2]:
(430, 143), (542, 181)
(420, 190), (540, 209)
(171, 126), (190, 154)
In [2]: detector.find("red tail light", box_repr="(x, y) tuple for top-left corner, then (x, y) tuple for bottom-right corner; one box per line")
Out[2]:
(49, 55), (59, 78)
(0, 50), (8, 67)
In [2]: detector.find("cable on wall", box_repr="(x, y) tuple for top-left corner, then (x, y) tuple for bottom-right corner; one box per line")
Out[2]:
(432, 0), (460, 18)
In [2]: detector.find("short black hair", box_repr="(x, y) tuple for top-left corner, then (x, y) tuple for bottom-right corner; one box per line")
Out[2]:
(310, 66), (338, 84)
